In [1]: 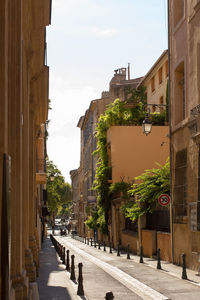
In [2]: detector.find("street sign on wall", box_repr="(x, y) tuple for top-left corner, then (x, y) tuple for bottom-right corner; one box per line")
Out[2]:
(158, 194), (170, 206)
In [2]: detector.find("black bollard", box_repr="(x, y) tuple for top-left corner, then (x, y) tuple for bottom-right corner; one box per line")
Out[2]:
(77, 263), (84, 296)
(94, 239), (96, 248)
(66, 250), (70, 271)
(98, 241), (101, 250)
(87, 238), (89, 245)
(127, 244), (130, 259)
(70, 255), (76, 281)
(157, 248), (161, 270)
(60, 245), (63, 259)
(139, 246), (143, 263)
(182, 253), (187, 279)
(90, 238), (93, 246)
(62, 247), (66, 264)
(117, 243), (120, 256)
(105, 291), (114, 299)
(103, 241), (106, 252)
(109, 242), (112, 254)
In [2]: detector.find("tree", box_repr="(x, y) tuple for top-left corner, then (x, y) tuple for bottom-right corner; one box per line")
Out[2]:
(46, 159), (72, 223)
(123, 158), (170, 223)
(57, 182), (72, 218)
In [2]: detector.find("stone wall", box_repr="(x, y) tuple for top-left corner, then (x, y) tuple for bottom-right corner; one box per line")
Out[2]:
(0, 1), (51, 298)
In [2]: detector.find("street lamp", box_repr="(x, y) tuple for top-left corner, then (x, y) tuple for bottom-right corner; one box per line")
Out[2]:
(142, 114), (152, 136)
(50, 173), (55, 182)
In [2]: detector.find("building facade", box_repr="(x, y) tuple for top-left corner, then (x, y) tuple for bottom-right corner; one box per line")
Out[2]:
(0, 1), (51, 299)
(76, 69), (143, 238)
(70, 168), (80, 233)
(138, 50), (168, 114)
(169, 0), (200, 270)
(108, 126), (169, 254)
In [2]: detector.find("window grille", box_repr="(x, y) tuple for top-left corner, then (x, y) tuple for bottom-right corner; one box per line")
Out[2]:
(173, 149), (187, 223)
(146, 209), (170, 232)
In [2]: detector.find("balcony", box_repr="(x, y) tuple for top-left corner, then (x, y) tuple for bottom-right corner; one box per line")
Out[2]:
(36, 159), (46, 184)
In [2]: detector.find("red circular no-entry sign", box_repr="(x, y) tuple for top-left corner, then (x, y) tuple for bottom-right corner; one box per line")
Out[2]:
(158, 194), (170, 206)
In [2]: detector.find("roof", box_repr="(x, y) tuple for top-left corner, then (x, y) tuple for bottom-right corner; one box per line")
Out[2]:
(77, 99), (98, 129)
(77, 115), (85, 128)
(137, 50), (168, 88)
(110, 76), (144, 88)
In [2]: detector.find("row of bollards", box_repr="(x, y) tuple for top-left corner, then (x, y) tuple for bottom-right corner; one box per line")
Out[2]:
(139, 245), (188, 279)
(86, 238), (132, 260)
(50, 234), (115, 298)
(50, 234), (84, 296)
(84, 237), (188, 281)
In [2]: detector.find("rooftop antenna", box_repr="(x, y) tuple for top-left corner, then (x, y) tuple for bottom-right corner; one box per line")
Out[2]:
(128, 62), (130, 80)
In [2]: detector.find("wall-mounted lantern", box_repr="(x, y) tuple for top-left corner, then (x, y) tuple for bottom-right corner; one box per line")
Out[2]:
(142, 115), (152, 136)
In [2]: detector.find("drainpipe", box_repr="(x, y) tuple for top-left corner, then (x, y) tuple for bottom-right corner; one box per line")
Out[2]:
(168, 0), (174, 264)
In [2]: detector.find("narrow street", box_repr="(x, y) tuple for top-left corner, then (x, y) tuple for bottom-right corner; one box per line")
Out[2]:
(37, 233), (200, 300)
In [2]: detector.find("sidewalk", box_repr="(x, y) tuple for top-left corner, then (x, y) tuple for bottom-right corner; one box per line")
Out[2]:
(37, 237), (80, 300)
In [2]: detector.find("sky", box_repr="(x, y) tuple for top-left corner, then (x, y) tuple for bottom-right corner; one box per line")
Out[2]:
(47, 0), (168, 183)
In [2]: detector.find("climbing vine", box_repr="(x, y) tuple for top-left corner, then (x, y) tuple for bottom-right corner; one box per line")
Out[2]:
(85, 86), (167, 233)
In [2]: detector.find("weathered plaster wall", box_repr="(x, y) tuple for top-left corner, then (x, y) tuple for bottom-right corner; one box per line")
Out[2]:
(107, 126), (169, 183)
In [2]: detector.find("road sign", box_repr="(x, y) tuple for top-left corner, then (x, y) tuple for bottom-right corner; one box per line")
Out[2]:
(158, 194), (170, 206)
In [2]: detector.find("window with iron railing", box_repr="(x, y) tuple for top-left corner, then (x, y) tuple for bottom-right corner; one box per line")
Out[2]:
(173, 149), (187, 223)
(146, 209), (170, 232)
(174, 61), (186, 124)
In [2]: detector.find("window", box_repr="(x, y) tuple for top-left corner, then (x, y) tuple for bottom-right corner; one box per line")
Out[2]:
(165, 60), (168, 78)
(151, 76), (155, 93)
(174, 0), (184, 28)
(158, 67), (163, 84)
(174, 61), (185, 124)
(174, 149), (187, 223)
(160, 96), (164, 113)
(146, 209), (170, 232)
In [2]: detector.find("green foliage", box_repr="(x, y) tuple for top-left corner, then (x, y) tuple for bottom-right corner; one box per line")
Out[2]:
(93, 87), (147, 233)
(150, 111), (166, 125)
(123, 159), (170, 223)
(109, 181), (132, 199)
(46, 159), (72, 217)
(125, 85), (147, 106)
(91, 86), (168, 233)
(85, 207), (107, 234)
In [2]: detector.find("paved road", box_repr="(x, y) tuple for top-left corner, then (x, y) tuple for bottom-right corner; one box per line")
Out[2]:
(37, 234), (200, 300)
(58, 235), (200, 300)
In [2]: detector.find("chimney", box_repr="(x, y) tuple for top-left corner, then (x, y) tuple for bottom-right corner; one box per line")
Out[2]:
(128, 63), (130, 80)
